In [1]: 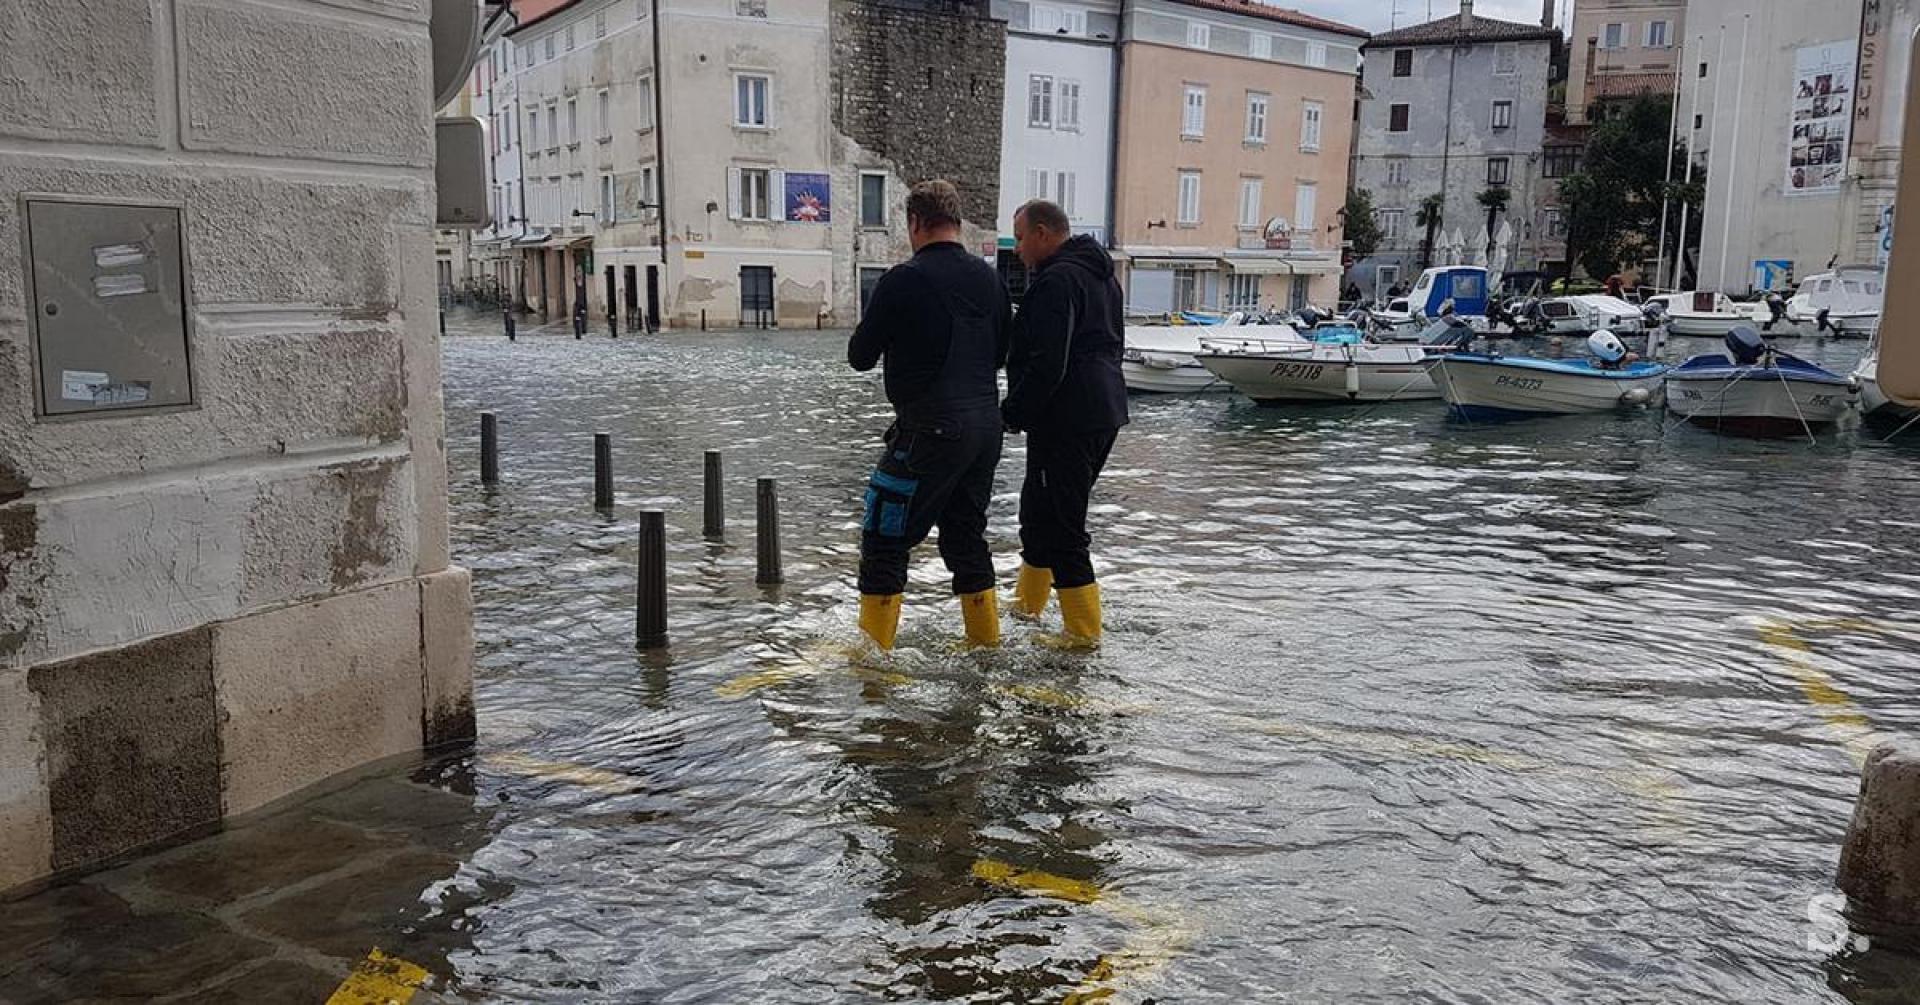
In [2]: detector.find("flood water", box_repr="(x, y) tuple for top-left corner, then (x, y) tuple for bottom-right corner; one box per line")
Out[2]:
(426, 315), (1920, 1003)
(9, 311), (1920, 1004)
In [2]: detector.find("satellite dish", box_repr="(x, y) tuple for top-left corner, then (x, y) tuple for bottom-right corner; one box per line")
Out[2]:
(431, 0), (484, 110)
(1263, 217), (1291, 240)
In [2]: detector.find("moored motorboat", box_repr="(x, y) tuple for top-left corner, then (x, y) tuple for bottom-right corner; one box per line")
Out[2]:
(1194, 318), (1474, 404)
(1646, 291), (1756, 337)
(1122, 319), (1303, 394)
(1764, 265), (1883, 339)
(1664, 327), (1858, 437)
(1432, 331), (1669, 420)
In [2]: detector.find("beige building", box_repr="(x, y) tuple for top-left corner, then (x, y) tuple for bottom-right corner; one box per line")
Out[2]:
(1566, 0), (1687, 125)
(1112, 0), (1366, 313)
(1, 0), (471, 891)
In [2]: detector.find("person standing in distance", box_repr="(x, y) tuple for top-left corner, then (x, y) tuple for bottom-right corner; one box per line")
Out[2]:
(847, 180), (1012, 650)
(1002, 200), (1127, 646)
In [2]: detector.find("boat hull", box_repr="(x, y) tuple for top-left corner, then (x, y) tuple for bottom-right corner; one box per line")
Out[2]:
(1433, 357), (1666, 419)
(1123, 358), (1232, 394)
(1854, 354), (1920, 422)
(1768, 311), (1880, 339)
(1197, 349), (1440, 403)
(1665, 371), (1857, 436)
(1666, 313), (1749, 337)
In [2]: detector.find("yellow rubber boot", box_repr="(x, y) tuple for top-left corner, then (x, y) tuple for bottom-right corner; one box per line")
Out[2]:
(960, 589), (1000, 648)
(859, 593), (903, 651)
(1012, 564), (1053, 621)
(1052, 583), (1102, 648)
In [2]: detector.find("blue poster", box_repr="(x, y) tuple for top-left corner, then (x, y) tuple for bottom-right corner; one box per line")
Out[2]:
(785, 172), (830, 223)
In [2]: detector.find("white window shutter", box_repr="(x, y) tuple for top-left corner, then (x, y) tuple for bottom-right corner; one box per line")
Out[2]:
(770, 169), (785, 221)
(727, 166), (742, 219)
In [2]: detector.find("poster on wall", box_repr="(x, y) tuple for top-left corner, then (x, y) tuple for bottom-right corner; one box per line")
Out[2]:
(1787, 42), (1857, 197)
(784, 173), (831, 223)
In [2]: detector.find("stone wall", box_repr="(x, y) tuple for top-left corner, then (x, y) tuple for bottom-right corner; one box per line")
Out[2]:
(830, 0), (1008, 231)
(0, 0), (472, 894)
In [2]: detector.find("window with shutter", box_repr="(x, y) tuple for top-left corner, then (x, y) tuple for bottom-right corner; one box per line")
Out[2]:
(1300, 100), (1322, 151)
(1245, 92), (1268, 143)
(1177, 172), (1201, 224)
(1183, 85), (1206, 137)
(1238, 178), (1261, 229)
(1029, 75), (1054, 128)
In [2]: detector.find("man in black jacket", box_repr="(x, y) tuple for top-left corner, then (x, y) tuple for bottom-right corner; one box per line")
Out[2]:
(1002, 199), (1127, 646)
(847, 180), (1011, 651)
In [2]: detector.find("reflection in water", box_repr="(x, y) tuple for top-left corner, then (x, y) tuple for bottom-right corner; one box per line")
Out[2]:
(771, 650), (1116, 1001)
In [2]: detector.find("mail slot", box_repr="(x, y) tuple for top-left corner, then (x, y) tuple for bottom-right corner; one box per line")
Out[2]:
(23, 196), (195, 417)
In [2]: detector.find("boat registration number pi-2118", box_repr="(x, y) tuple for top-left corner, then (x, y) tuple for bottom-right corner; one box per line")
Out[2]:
(1493, 375), (1545, 391)
(1268, 362), (1325, 380)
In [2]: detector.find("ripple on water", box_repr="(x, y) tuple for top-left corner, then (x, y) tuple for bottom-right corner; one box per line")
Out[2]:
(433, 316), (1920, 1002)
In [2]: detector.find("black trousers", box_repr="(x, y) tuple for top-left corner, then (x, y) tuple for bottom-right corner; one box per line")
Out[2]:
(858, 420), (1003, 596)
(1019, 427), (1119, 590)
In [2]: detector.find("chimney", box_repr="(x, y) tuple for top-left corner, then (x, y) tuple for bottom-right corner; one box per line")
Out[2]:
(1459, 0), (1473, 22)
(1542, 0), (1554, 28)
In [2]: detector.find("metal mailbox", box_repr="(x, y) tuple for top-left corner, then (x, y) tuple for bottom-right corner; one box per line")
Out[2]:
(23, 196), (195, 418)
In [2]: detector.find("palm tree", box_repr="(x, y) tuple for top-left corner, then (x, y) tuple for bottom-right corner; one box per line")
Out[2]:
(1477, 187), (1510, 260)
(1415, 193), (1445, 270)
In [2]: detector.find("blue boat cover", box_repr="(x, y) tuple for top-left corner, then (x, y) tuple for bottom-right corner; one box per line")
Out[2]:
(1669, 352), (1853, 385)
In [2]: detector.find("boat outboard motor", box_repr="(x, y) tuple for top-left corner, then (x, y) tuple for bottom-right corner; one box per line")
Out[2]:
(1816, 307), (1832, 334)
(1725, 325), (1768, 366)
(1762, 291), (1787, 331)
(1588, 329), (1628, 369)
(1296, 306), (1323, 327)
(1225, 311), (1247, 326)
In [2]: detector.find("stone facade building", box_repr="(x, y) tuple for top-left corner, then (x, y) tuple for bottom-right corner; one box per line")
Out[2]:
(1112, 0), (1366, 313)
(0, 0), (472, 892)
(1352, 1), (1562, 295)
(476, 0), (1005, 327)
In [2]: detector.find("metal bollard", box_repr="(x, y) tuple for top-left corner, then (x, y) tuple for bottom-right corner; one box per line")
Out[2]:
(636, 510), (668, 648)
(594, 433), (614, 510)
(700, 309), (708, 332)
(755, 477), (783, 586)
(703, 450), (725, 539)
(480, 412), (499, 485)
(439, 310), (447, 336)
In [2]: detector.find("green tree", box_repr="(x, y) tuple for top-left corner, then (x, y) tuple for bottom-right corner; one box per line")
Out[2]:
(1415, 193), (1445, 270)
(1342, 188), (1384, 259)
(1476, 187), (1510, 260)
(1557, 94), (1705, 284)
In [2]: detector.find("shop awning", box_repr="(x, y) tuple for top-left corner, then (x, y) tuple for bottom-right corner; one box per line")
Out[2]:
(1130, 257), (1218, 270)
(1220, 257), (1293, 275)
(1287, 258), (1344, 276)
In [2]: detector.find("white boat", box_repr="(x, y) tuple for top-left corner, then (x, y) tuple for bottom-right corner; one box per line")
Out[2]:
(1853, 334), (1920, 424)
(1665, 328), (1858, 437)
(1431, 334), (1668, 420)
(1645, 291), (1756, 337)
(1768, 265), (1884, 338)
(1193, 319), (1474, 404)
(1122, 321), (1302, 394)
(1508, 295), (1648, 336)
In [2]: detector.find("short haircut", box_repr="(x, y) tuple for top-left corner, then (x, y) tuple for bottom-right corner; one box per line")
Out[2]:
(906, 180), (964, 229)
(1017, 199), (1070, 235)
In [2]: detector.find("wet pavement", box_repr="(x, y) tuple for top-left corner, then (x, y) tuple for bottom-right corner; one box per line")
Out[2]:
(7, 307), (1920, 1003)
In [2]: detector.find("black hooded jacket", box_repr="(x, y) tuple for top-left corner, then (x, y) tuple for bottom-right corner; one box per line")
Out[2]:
(1003, 235), (1129, 434)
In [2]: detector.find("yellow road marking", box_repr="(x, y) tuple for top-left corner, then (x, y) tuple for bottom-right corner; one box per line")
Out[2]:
(1758, 618), (1878, 765)
(970, 858), (1196, 1000)
(482, 752), (639, 794)
(325, 949), (428, 1005)
(971, 858), (1102, 904)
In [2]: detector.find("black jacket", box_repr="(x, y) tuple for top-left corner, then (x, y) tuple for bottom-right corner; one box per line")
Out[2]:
(848, 242), (1010, 428)
(1003, 235), (1128, 434)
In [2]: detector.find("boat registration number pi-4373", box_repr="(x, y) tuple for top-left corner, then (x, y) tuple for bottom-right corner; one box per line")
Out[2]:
(1493, 376), (1545, 391)
(1268, 362), (1325, 380)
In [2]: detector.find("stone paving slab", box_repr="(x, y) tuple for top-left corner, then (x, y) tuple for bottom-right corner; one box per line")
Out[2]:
(128, 815), (407, 908)
(0, 889), (272, 1002)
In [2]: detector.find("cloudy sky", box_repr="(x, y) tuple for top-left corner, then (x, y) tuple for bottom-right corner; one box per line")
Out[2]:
(1307, 0), (1564, 33)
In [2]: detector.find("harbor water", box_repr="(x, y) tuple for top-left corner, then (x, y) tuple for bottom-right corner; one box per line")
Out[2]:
(6, 313), (1920, 1003)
